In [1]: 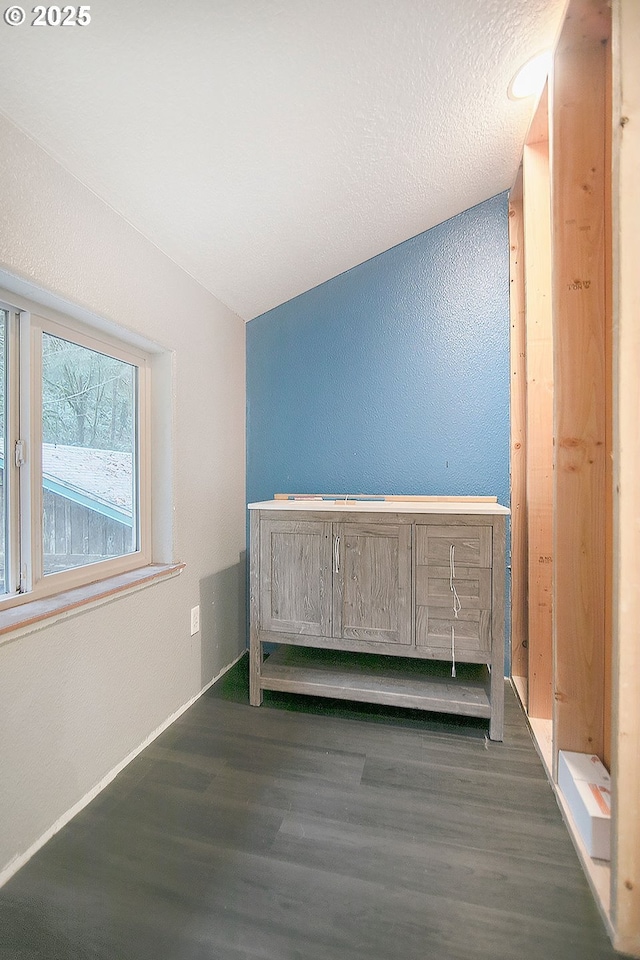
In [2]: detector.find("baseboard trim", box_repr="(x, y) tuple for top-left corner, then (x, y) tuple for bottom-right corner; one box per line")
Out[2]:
(0, 650), (246, 889)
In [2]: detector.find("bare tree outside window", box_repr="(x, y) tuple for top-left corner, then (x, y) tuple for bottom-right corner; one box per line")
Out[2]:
(41, 333), (137, 575)
(42, 333), (134, 451)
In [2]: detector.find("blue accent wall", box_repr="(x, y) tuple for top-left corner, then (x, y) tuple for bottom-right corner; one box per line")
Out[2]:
(246, 192), (512, 666)
(246, 193), (511, 509)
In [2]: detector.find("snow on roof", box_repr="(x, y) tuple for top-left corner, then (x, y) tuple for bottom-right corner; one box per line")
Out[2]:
(0, 439), (133, 520)
(43, 444), (133, 517)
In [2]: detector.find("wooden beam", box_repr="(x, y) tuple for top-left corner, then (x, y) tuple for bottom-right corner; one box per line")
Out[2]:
(523, 137), (553, 720)
(552, 0), (608, 759)
(602, 10), (613, 777)
(508, 167), (528, 694)
(611, 0), (640, 952)
(527, 84), (549, 147)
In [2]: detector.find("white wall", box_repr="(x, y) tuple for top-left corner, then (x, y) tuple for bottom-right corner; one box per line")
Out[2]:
(0, 114), (247, 878)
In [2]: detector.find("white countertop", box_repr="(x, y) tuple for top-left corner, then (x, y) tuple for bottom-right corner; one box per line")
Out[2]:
(248, 499), (510, 515)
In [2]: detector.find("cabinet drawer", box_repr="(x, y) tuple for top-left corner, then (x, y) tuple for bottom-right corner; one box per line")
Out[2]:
(416, 607), (491, 657)
(415, 552), (492, 660)
(416, 565), (491, 610)
(416, 525), (492, 567)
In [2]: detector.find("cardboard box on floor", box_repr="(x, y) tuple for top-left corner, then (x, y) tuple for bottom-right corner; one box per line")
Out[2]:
(558, 750), (611, 861)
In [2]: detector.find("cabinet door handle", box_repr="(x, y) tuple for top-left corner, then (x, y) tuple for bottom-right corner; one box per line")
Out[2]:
(334, 535), (340, 574)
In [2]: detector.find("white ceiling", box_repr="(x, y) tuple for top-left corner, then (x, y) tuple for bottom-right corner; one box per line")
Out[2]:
(0, 0), (566, 320)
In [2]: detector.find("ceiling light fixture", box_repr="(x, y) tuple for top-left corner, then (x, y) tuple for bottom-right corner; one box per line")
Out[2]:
(508, 50), (553, 100)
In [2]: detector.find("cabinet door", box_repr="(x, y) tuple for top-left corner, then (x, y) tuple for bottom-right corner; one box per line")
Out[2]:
(415, 524), (492, 660)
(260, 519), (332, 636)
(333, 522), (411, 645)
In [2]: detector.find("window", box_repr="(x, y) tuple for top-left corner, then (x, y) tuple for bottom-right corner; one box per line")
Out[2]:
(0, 293), (151, 607)
(0, 309), (8, 594)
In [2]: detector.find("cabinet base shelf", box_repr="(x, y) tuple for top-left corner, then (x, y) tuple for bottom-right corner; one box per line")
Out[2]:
(259, 646), (492, 720)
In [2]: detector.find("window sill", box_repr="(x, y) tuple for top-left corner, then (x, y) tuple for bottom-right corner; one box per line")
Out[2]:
(0, 563), (185, 645)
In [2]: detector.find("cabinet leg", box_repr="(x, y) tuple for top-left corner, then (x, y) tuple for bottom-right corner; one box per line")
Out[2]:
(489, 670), (505, 741)
(249, 638), (263, 706)
(489, 716), (503, 742)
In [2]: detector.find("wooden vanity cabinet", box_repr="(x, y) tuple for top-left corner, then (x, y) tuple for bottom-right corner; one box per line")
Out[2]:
(249, 502), (508, 740)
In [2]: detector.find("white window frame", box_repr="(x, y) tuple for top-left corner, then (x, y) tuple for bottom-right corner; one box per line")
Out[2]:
(0, 291), (152, 609)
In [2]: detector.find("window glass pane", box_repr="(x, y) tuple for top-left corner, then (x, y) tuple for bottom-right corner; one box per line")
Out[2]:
(0, 310), (6, 593)
(41, 332), (138, 575)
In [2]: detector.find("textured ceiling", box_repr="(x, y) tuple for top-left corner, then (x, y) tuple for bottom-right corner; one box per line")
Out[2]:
(0, 0), (566, 320)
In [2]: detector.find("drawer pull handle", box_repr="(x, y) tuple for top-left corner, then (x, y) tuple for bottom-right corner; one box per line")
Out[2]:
(334, 536), (340, 574)
(449, 545), (462, 617)
(451, 625), (456, 678)
(449, 545), (460, 679)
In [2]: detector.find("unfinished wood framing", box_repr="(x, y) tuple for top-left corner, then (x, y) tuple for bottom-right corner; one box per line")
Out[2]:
(602, 22), (613, 776)
(551, 0), (609, 762)
(523, 131), (553, 721)
(611, 0), (640, 951)
(508, 168), (527, 696)
(508, 0), (640, 951)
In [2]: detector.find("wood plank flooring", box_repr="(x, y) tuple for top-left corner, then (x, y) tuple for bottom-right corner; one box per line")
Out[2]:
(0, 654), (623, 960)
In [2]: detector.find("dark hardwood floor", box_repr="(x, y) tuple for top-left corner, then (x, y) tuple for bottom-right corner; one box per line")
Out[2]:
(0, 654), (623, 960)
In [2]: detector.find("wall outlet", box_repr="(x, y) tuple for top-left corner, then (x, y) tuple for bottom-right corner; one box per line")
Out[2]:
(190, 605), (200, 636)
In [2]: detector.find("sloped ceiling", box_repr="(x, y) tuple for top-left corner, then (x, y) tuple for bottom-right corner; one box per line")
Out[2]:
(0, 0), (566, 320)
